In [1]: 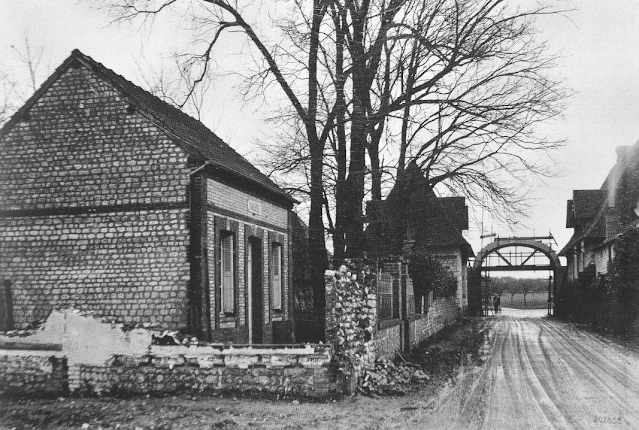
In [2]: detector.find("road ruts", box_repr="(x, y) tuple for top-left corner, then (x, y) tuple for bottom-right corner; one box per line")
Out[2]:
(428, 310), (639, 429)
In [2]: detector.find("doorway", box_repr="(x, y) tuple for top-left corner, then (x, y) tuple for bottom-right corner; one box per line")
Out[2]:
(248, 238), (263, 344)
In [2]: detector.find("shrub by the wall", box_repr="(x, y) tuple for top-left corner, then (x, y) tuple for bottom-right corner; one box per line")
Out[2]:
(557, 228), (639, 333)
(407, 248), (458, 299)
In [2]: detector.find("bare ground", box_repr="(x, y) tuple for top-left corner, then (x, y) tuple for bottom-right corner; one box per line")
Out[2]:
(3, 311), (639, 430)
(0, 318), (485, 430)
(432, 308), (639, 429)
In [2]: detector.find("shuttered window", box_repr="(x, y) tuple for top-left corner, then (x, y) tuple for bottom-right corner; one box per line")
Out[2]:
(221, 233), (234, 314)
(272, 244), (282, 311)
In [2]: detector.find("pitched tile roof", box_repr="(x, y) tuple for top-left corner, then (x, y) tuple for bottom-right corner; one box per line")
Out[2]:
(559, 204), (606, 256)
(1, 49), (293, 204)
(419, 195), (473, 253)
(365, 162), (474, 257)
(440, 197), (469, 231)
(572, 190), (605, 220)
(560, 141), (639, 256)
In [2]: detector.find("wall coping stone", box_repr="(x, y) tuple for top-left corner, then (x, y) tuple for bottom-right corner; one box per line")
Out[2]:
(0, 349), (66, 357)
(376, 318), (402, 330)
(150, 344), (327, 357)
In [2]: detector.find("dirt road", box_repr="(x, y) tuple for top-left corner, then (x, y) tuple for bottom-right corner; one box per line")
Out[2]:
(431, 309), (639, 429)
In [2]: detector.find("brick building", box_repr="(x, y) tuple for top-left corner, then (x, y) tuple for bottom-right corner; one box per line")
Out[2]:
(0, 50), (296, 343)
(366, 162), (473, 310)
(560, 142), (639, 280)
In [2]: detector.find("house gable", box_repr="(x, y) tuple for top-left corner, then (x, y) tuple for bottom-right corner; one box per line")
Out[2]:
(0, 62), (191, 213)
(0, 58), (193, 329)
(0, 50), (294, 340)
(560, 141), (639, 278)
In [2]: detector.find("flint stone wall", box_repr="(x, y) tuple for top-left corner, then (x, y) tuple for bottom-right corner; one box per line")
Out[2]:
(325, 261), (460, 363)
(324, 268), (376, 373)
(72, 345), (334, 396)
(0, 310), (341, 398)
(409, 297), (459, 347)
(0, 351), (67, 397)
(0, 64), (192, 330)
(374, 323), (402, 359)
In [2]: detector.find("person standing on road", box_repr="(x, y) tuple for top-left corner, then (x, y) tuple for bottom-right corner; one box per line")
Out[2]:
(496, 295), (501, 313)
(493, 295), (499, 314)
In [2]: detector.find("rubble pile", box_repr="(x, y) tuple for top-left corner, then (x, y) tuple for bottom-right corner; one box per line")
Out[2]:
(152, 330), (207, 347)
(359, 357), (430, 396)
(0, 319), (43, 337)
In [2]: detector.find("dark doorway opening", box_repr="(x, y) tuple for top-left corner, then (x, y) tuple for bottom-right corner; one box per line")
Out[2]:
(0, 280), (14, 331)
(249, 238), (263, 344)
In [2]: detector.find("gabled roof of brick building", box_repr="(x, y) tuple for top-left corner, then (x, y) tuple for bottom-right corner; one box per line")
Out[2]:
(572, 190), (605, 220)
(420, 196), (473, 251)
(366, 162), (474, 258)
(440, 197), (469, 231)
(560, 141), (639, 256)
(0, 49), (293, 204)
(560, 205), (606, 256)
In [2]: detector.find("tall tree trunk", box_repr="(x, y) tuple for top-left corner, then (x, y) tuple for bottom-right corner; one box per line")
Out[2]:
(335, 0), (368, 261)
(308, 134), (328, 310)
(343, 17), (367, 260)
(306, 0), (328, 313)
(332, 4), (348, 263)
(368, 43), (393, 201)
(397, 46), (418, 178)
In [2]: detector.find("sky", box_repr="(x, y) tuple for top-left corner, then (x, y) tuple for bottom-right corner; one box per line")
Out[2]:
(2, 0), (639, 267)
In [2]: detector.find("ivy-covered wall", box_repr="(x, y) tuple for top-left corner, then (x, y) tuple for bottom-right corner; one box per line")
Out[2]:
(556, 227), (639, 334)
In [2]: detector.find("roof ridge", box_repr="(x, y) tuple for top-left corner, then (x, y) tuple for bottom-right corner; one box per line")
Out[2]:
(71, 49), (218, 141)
(0, 52), (79, 137)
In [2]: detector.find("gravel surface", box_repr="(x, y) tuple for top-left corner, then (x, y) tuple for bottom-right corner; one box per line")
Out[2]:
(431, 310), (639, 429)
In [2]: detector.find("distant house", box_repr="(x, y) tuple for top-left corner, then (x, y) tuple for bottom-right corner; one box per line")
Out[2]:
(560, 142), (639, 280)
(366, 162), (474, 311)
(0, 50), (296, 344)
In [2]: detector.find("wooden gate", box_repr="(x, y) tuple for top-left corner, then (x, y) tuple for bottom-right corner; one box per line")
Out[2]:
(377, 272), (394, 319)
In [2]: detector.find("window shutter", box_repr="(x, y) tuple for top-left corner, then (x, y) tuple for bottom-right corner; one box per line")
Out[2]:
(272, 244), (282, 310)
(222, 234), (234, 314)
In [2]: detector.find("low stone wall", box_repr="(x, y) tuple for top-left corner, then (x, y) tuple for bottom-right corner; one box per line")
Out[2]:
(0, 351), (67, 397)
(324, 263), (460, 363)
(70, 344), (335, 397)
(409, 297), (459, 347)
(0, 309), (344, 398)
(375, 321), (402, 359)
(374, 298), (458, 359)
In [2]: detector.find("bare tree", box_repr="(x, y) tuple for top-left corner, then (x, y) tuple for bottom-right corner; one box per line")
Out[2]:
(0, 36), (51, 127)
(0, 71), (18, 126)
(257, 0), (568, 256)
(133, 53), (213, 121)
(100, 0), (569, 294)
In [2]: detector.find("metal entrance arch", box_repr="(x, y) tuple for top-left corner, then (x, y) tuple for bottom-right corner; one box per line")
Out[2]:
(473, 236), (562, 316)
